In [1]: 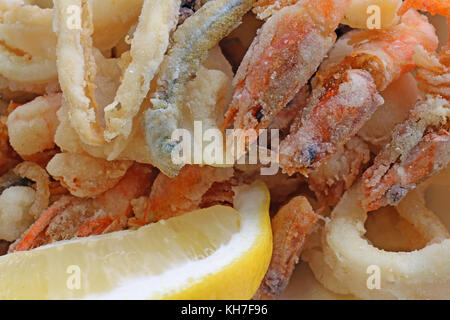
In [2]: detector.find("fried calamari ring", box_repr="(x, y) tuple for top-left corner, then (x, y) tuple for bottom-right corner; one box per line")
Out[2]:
(0, 0), (143, 87)
(55, 0), (176, 147)
(0, 2), (56, 84)
(54, 0), (103, 146)
(319, 176), (449, 299)
(396, 167), (450, 243)
(144, 0), (255, 177)
(103, 0), (181, 143)
(302, 244), (352, 295)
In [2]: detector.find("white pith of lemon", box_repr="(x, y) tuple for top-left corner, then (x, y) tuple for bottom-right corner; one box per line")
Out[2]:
(0, 181), (272, 300)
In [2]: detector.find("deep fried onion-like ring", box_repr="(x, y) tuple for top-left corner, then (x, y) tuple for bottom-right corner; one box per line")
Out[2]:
(319, 176), (449, 299)
(0, 0), (143, 87)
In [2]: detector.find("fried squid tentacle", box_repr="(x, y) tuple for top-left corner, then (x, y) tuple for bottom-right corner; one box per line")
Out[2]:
(144, 0), (255, 177)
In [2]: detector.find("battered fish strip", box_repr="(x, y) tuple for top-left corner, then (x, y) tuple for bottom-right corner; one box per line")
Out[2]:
(144, 0), (255, 177)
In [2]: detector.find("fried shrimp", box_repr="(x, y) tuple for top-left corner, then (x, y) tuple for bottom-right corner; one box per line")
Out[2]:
(361, 1), (450, 211)
(308, 137), (371, 206)
(13, 161), (50, 219)
(87, 163), (154, 233)
(144, 0), (255, 177)
(280, 9), (438, 176)
(399, 0), (450, 24)
(223, 0), (351, 157)
(0, 115), (20, 175)
(254, 196), (318, 300)
(307, 73), (420, 206)
(280, 70), (382, 176)
(252, 0), (297, 19)
(147, 165), (234, 221)
(10, 163), (154, 251)
(46, 153), (132, 198)
(362, 123), (449, 211)
(6, 94), (61, 157)
(254, 0), (402, 29)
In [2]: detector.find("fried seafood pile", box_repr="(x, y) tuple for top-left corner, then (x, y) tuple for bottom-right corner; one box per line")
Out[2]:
(0, 0), (448, 299)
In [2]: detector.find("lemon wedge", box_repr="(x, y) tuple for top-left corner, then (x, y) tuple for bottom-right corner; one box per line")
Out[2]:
(0, 181), (272, 299)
